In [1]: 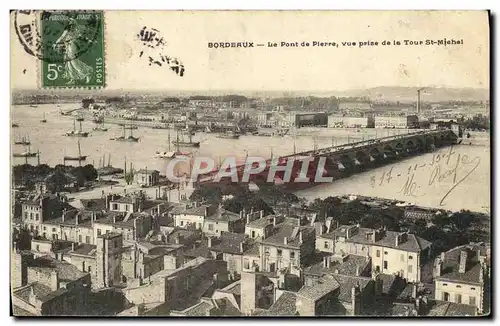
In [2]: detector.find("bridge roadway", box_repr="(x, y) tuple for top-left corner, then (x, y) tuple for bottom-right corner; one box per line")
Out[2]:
(195, 129), (458, 184)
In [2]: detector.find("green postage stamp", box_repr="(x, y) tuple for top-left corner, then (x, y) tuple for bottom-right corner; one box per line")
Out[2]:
(14, 10), (105, 88)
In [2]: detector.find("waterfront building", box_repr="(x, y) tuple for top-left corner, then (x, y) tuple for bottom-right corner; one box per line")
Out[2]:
(134, 169), (160, 187)
(374, 115), (419, 128)
(327, 115), (370, 128)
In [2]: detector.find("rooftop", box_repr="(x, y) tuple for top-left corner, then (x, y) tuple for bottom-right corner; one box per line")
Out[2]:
(343, 227), (432, 253)
(304, 254), (370, 277)
(426, 300), (478, 316)
(438, 243), (487, 284)
(246, 216), (273, 229)
(259, 291), (298, 316)
(69, 243), (97, 257)
(259, 218), (315, 249)
(297, 274), (340, 301)
(28, 255), (88, 282)
(206, 207), (241, 222)
(13, 282), (53, 303)
(209, 232), (246, 255)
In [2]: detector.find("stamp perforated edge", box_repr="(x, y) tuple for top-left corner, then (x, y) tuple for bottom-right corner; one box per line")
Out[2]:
(33, 10), (107, 90)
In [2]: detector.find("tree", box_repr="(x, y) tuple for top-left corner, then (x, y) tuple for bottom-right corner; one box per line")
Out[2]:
(223, 190), (274, 215)
(190, 184), (223, 205)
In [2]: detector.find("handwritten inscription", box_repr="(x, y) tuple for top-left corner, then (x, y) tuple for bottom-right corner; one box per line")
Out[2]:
(370, 145), (481, 206)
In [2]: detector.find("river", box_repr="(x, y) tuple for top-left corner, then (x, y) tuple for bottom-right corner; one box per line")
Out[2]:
(11, 103), (490, 212)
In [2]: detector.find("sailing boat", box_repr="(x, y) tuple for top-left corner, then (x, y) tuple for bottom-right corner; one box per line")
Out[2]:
(65, 119), (89, 137)
(40, 113), (47, 123)
(14, 135), (31, 146)
(155, 129), (177, 158)
(217, 128), (240, 139)
(13, 144), (38, 158)
(63, 139), (87, 165)
(172, 130), (200, 148)
(111, 124), (139, 142)
(92, 120), (108, 131)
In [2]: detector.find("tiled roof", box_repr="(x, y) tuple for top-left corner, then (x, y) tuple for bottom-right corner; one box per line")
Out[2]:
(426, 300), (477, 316)
(344, 227), (431, 253)
(79, 198), (107, 211)
(209, 232), (246, 255)
(260, 291), (298, 316)
(28, 255), (87, 282)
(438, 244), (486, 284)
(12, 305), (36, 316)
(247, 216), (273, 228)
(173, 204), (209, 216)
(182, 300), (215, 316)
(304, 254), (370, 277)
(13, 282), (53, 303)
(259, 218), (315, 249)
(218, 281), (241, 296)
(206, 207), (240, 222)
(297, 274), (340, 301)
(331, 274), (372, 302)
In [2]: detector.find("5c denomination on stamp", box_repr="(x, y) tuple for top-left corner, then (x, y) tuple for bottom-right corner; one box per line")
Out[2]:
(14, 10), (105, 88)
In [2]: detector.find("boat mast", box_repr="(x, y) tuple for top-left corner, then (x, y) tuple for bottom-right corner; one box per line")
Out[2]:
(77, 139), (82, 166)
(73, 119), (76, 133)
(108, 153), (111, 167)
(168, 129), (171, 152)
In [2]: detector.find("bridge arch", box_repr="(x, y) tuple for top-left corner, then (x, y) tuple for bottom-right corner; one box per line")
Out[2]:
(394, 142), (405, 154)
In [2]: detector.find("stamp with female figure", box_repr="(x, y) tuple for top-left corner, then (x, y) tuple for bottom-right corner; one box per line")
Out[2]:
(15, 10), (105, 88)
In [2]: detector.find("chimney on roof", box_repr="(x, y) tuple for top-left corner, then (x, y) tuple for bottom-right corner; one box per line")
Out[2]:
(260, 210), (264, 219)
(433, 258), (443, 278)
(476, 249), (482, 262)
(62, 208), (66, 222)
(284, 237), (288, 245)
(299, 231), (303, 244)
(240, 242), (244, 253)
(240, 210), (243, 220)
(71, 243), (75, 251)
(204, 206), (209, 217)
(207, 237), (212, 248)
(246, 215), (250, 224)
(273, 217), (277, 227)
(323, 256), (331, 268)
(440, 252), (445, 261)
(395, 234), (399, 247)
(75, 214), (79, 225)
(50, 270), (59, 291)
(459, 250), (468, 273)
(113, 215), (116, 224)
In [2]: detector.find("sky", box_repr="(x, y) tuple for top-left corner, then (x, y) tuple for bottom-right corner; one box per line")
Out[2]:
(11, 10), (490, 92)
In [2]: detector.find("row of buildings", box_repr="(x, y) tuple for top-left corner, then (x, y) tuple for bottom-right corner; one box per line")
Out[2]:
(11, 190), (490, 316)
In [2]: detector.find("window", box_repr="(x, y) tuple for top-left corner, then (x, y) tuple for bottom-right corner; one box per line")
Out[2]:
(400, 254), (404, 262)
(125, 205), (129, 212)
(42, 232), (46, 238)
(112, 204), (118, 210)
(290, 251), (295, 259)
(375, 265), (380, 273)
(469, 296), (476, 306)
(97, 229), (101, 236)
(409, 255), (413, 260)
(456, 285), (462, 288)
(86, 236), (90, 243)
(52, 228), (56, 232)
(244, 259), (250, 269)
(43, 226), (46, 231)
(208, 224), (214, 231)
(88, 266), (92, 273)
(36, 245), (40, 251)
(443, 292), (450, 301)
(456, 294), (462, 304)
(324, 241), (329, 249)
(30, 213), (33, 220)
(376, 250), (380, 257)
(383, 261), (388, 269)
(277, 249), (282, 257)
(180, 221), (184, 226)
(35, 214), (39, 221)
(78, 235), (82, 242)
(251, 230), (255, 238)
(443, 283), (448, 286)
(52, 234), (57, 240)
(106, 230), (110, 234)
(24, 212), (28, 219)
(471, 287), (476, 290)
(408, 265), (413, 273)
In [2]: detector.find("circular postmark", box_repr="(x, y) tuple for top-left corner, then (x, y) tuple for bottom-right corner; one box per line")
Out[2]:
(14, 10), (101, 64)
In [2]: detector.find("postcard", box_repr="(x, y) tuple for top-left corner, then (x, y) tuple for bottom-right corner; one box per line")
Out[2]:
(10, 10), (490, 317)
